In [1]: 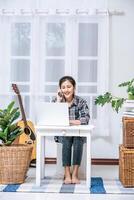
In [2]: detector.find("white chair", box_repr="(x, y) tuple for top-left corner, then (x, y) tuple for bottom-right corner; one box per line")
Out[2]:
(55, 143), (87, 179)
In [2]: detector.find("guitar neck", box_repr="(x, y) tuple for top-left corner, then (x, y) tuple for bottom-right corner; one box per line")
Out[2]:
(18, 94), (27, 127)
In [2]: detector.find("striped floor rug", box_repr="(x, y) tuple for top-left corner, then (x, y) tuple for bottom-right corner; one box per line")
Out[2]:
(0, 177), (134, 194)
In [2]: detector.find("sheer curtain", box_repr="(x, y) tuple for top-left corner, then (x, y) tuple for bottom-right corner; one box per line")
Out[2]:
(0, 16), (12, 107)
(0, 12), (109, 137)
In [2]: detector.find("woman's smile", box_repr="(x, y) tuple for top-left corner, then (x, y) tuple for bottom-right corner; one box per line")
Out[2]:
(60, 80), (75, 102)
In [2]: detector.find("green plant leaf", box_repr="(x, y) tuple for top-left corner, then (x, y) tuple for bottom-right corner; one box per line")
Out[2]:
(95, 92), (112, 106)
(118, 81), (130, 87)
(7, 127), (22, 144)
(10, 111), (20, 124)
(4, 141), (12, 145)
(10, 107), (19, 116)
(7, 101), (15, 113)
(0, 101), (21, 145)
(0, 131), (6, 142)
(4, 126), (9, 142)
(118, 78), (134, 96)
(95, 91), (126, 113)
(111, 98), (125, 113)
(0, 110), (6, 118)
(9, 123), (18, 132)
(0, 119), (8, 127)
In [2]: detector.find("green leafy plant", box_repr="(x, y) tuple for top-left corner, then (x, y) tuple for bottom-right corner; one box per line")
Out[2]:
(0, 101), (23, 146)
(118, 78), (134, 99)
(95, 78), (134, 113)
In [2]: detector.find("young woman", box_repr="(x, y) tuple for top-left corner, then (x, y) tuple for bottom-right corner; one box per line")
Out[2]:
(54, 76), (90, 184)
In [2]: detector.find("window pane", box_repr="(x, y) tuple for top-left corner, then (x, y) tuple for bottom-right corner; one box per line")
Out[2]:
(44, 85), (58, 93)
(11, 59), (30, 82)
(11, 95), (20, 110)
(44, 96), (51, 102)
(0, 95), (11, 109)
(11, 23), (31, 56)
(78, 86), (97, 93)
(24, 96), (30, 118)
(92, 96), (97, 119)
(78, 60), (97, 82)
(10, 85), (29, 93)
(46, 23), (65, 56)
(37, 96), (51, 102)
(16, 85), (29, 93)
(79, 23), (98, 56)
(45, 60), (65, 82)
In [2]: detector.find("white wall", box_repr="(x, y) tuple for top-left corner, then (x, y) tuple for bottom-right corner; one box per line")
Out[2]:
(93, 0), (134, 158)
(0, 0), (107, 9)
(0, 0), (134, 158)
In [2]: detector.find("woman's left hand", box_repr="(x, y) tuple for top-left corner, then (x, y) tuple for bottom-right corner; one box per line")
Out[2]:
(69, 120), (81, 125)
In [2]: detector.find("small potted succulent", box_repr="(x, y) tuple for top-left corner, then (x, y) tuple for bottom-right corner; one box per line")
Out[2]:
(0, 101), (33, 184)
(95, 78), (134, 113)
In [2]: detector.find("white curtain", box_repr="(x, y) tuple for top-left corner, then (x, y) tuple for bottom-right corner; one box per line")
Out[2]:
(0, 12), (109, 137)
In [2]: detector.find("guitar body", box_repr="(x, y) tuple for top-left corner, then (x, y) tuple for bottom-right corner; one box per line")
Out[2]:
(17, 120), (36, 161)
(12, 83), (36, 163)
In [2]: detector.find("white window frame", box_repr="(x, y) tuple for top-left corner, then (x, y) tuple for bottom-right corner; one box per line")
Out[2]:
(0, 14), (109, 136)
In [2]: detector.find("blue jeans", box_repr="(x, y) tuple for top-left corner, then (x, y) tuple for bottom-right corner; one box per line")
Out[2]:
(62, 137), (83, 166)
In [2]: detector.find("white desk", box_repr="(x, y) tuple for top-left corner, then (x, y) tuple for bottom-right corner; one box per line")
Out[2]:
(35, 125), (94, 187)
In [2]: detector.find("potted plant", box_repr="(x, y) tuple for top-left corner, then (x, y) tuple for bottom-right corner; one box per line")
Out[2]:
(0, 101), (33, 184)
(95, 78), (134, 113)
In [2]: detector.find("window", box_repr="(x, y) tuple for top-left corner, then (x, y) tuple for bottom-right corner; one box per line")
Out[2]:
(0, 14), (109, 136)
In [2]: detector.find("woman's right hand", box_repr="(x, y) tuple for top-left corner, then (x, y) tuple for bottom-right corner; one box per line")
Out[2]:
(57, 89), (65, 102)
(69, 120), (81, 125)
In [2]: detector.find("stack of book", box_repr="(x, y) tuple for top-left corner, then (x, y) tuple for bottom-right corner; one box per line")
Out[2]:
(123, 100), (134, 117)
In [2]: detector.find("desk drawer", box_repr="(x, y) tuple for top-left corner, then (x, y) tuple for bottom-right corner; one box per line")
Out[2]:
(58, 129), (80, 136)
(39, 129), (80, 137)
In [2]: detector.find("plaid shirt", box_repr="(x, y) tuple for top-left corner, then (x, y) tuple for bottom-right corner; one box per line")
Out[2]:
(68, 95), (90, 125)
(53, 95), (90, 143)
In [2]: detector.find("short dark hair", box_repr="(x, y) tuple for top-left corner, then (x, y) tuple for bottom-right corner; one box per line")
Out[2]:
(59, 76), (76, 88)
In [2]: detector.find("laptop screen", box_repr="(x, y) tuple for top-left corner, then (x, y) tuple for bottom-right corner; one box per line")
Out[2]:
(36, 102), (69, 126)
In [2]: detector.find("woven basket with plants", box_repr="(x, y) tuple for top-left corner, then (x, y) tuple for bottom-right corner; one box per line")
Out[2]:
(0, 101), (33, 184)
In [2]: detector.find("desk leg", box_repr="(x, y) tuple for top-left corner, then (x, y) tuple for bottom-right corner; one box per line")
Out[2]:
(36, 134), (42, 186)
(41, 136), (45, 178)
(86, 134), (91, 188)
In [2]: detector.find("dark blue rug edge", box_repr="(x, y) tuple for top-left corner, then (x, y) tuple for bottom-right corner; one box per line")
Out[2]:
(90, 177), (106, 194)
(2, 177), (106, 193)
(3, 184), (20, 192)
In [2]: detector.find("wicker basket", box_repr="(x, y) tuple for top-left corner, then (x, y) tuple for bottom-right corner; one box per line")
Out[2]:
(122, 117), (134, 148)
(0, 144), (33, 184)
(119, 145), (134, 187)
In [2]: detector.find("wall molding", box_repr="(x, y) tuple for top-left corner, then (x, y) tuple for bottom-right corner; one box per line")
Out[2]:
(31, 158), (119, 165)
(91, 158), (119, 165)
(0, 9), (125, 16)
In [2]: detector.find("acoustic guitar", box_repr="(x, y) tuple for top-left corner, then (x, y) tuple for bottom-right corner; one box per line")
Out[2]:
(12, 83), (36, 162)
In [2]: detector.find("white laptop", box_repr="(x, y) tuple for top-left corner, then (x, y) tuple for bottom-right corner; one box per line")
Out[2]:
(36, 102), (69, 126)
